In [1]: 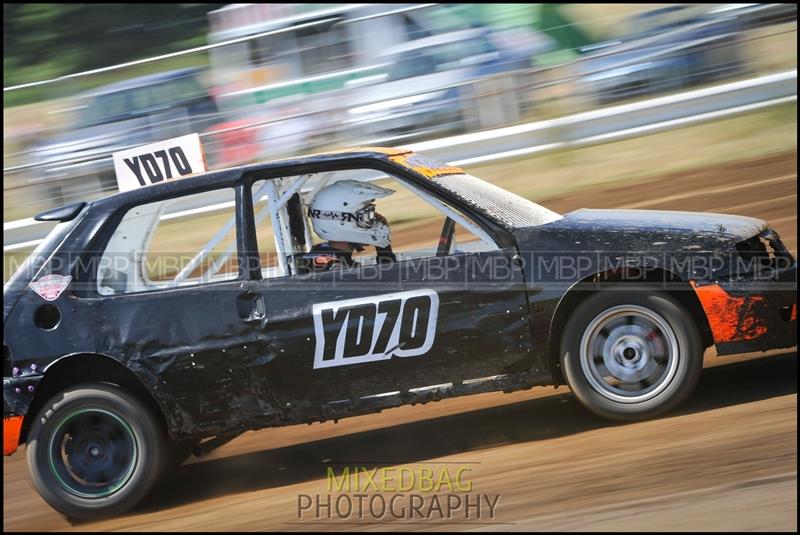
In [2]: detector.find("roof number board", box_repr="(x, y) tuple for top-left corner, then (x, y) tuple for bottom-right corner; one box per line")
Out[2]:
(113, 133), (207, 191)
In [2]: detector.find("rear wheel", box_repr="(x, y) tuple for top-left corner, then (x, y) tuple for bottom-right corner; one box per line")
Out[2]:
(26, 383), (167, 519)
(560, 290), (703, 421)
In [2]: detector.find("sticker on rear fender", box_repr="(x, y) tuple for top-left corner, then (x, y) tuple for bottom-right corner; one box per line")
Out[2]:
(29, 274), (72, 301)
(312, 289), (439, 369)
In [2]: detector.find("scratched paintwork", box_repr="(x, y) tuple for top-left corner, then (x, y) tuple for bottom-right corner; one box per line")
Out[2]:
(690, 281), (768, 343)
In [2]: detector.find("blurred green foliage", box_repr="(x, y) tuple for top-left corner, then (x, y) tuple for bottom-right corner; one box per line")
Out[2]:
(3, 3), (224, 106)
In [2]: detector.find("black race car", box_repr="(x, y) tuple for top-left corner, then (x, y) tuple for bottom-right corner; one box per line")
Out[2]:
(3, 147), (796, 518)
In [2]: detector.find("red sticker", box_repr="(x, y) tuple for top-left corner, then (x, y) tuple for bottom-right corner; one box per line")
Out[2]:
(29, 274), (72, 301)
(314, 256), (336, 267)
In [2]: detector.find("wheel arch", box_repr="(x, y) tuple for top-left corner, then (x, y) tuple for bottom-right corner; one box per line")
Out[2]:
(20, 353), (168, 445)
(545, 267), (714, 385)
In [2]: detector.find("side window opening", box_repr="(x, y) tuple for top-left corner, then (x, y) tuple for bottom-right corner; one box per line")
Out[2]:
(249, 169), (500, 278)
(97, 188), (239, 295)
(251, 175), (315, 280)
(351, 174), (498, 264)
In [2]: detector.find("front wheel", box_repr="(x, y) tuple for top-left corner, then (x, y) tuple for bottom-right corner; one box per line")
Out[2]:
(26, 383), (167, 519)
(560, 290), (703, 421)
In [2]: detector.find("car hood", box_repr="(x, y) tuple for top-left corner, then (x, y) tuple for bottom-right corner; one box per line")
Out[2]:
(552, 209), (767, 239)
(511, 208), (770, 285)
(514, 208), (767, 255)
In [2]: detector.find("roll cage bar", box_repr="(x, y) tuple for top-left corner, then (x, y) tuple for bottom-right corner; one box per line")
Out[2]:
(172, 169), (499, 284)
(82, 150), (520, 295)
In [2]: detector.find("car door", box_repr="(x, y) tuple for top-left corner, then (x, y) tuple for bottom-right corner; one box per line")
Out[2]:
(82, 186), (271, 433)
(240, 179), (535, 410)
(249, 250), (532, 405)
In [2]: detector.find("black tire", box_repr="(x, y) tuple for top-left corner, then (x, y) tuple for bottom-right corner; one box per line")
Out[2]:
(560, 289), (703, 421)
(26, 383), (167, 520)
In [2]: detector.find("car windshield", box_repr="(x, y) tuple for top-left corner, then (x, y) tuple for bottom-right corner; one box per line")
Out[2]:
(431, 172), (563, 228)
(387, 38), (497, 81)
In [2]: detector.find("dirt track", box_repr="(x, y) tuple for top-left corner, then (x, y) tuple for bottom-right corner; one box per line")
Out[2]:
(3, 151), (797, 532)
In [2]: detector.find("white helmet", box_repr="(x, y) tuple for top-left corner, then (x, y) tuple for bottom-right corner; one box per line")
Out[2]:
(308, 179), (394, 247)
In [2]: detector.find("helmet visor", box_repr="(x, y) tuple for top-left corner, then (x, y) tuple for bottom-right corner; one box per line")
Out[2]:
(355, 204), (377, 229)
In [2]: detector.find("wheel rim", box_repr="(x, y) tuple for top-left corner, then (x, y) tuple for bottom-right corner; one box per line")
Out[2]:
(47, 408), (138, 499)
(579, 304), (680, 403)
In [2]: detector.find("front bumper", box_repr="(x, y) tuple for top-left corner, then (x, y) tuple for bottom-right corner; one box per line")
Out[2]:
(3, 375), (43, 455)
(691, 262), (797, 355)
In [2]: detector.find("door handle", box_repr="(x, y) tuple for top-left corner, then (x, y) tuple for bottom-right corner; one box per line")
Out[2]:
(237, 291), (265, 323)
(249, 293), (265, 322)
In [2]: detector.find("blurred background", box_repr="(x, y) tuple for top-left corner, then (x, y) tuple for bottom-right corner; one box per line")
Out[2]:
(3, 3), (797, 263)
(3, 5), (798, 532)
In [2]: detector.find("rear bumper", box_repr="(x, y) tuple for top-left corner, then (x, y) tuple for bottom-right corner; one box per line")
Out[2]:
(691, 262), (797, 355)
(4, 416), (23, 456)
(3, 375), (43, 455)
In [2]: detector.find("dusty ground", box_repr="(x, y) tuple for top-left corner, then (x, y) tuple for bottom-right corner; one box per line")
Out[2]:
(3, 151), (797, 531)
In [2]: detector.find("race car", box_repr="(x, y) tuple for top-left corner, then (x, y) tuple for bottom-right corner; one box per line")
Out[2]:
(3, 147), (796, 519)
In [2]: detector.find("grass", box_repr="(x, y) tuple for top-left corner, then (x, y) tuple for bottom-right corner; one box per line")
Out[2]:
(469, 102), (797, 204)
(743, 22), (798, 76)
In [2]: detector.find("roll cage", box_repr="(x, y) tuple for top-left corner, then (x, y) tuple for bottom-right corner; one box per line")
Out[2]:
(80, 148), (526, 295)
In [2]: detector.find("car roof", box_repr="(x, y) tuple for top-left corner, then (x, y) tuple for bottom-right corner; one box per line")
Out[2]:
(87, 147), (417, 211)
(79, 68), (204, 98)
(382, 29), (487, 56)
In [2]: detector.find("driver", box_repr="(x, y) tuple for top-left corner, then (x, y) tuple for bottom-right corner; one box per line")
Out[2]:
(301, 179), (397, 272)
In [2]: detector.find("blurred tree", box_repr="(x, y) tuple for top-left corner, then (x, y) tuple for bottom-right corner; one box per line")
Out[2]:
(4, 3), (224, 91)
(423, 4), (593, 67)
(537, 4), (593, 53)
